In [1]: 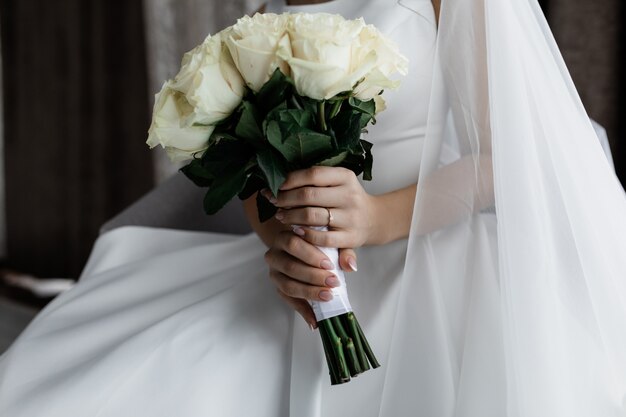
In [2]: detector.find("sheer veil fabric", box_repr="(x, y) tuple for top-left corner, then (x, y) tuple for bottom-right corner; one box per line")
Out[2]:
(384, 0), (626, 415)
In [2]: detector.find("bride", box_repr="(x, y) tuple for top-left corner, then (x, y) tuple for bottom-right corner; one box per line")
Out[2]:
(2, 0), (626, 416)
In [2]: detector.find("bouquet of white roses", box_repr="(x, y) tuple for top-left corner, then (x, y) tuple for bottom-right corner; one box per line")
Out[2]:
(147, 12), (407, 385)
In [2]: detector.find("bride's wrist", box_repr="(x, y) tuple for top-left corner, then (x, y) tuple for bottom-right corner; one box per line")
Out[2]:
(365, 194), (391, 246)
(365, 184), (417, 246)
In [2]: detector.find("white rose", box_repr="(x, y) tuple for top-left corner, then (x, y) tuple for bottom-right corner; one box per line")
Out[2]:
(170, 33), (245, 126)
(226, 13), (292, 92)
(352, 24), (408, 102)
(280, 13), (373, 100)
(147, 82), (214, 162)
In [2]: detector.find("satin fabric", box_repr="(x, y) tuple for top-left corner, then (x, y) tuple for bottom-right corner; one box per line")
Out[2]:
(0, 1), (438, 416)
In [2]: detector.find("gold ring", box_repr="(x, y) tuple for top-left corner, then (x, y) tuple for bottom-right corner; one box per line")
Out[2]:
(326, 208), (334, 227)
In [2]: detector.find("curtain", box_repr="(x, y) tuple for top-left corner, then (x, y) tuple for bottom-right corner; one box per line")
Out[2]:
(0, 16), (4, 260)
(143, 0), (265, 182)
(0, 0), (154, 278)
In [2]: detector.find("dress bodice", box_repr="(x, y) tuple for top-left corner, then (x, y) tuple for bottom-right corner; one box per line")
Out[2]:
(266, 0), (437, 195)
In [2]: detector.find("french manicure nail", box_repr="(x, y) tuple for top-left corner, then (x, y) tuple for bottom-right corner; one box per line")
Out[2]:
(347, 257), (358, 272)
(275, 211), (285, 221)
(319, 290), (333, 301)
(325, 276), (340, 287)
(320, 259), (334, 270)
(309, 323), (316, 332)
(293, 227), (305, 236)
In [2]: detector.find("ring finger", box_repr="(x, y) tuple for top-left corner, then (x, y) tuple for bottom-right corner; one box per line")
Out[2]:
(275, 207), (344, 228)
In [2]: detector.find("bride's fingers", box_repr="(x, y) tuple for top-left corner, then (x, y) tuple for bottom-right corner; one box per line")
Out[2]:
(268, 185), (345, 209)
(292, 227), (353, 249)
(338, 248), (358, 272)
(279, 166), (354, 191)
(276, 289), (317, 329)
(268, 269), (334, 302)
(275, 207), (344, 228)
(265, 248), (339, 289)
(273, 231), (334, 270)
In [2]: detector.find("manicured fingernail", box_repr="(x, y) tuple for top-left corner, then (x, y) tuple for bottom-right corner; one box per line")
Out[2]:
(325, 276), (340, 287)
(293, 227), (305, 236)
(319, 290), (333, 301)
(320, 259), (334, 270)
(309, 323), (317, 332)
(275, 210), (285, 221)
(347, 257), (358, 272)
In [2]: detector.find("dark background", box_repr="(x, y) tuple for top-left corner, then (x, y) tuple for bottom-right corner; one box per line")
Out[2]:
(0, 0), (623, 278)
(0, 1), (153, 277)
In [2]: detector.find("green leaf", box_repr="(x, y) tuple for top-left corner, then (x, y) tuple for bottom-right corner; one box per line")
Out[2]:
(361, 140), (374, 181)
(278, 108), (315, 129)
(348, 97), (376, 117)
(339, 152), (365, 178)
(316, 151), (349, 167)
(280, 129), (333, 163)
(257, 69), (293, 113)
(203, 166), (248, 215)
(180, 159), (214, 187)
(330, 109), (362, 149)
(266, 120), (283, 150)
(238, 171), (265, 200)
(235, 101), (263, 146)
(256, 191), (278, 223)
(257, 149), (288, 197)
(201, 139), (253, 177)
(299, 96), (320, 114)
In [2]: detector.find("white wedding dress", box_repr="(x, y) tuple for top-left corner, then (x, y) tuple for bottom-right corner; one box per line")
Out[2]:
(3, 0), (626, 415)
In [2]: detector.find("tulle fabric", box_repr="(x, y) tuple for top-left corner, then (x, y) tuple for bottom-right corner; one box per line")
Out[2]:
(381, 0), (626, 415)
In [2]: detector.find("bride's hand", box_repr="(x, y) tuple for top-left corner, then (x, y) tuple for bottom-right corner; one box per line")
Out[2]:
(264, 230), (358, 329)
(263, 166), (379, 251)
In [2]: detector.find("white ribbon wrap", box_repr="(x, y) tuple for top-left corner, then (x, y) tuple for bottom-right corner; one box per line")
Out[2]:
(294, 225), (353, 321)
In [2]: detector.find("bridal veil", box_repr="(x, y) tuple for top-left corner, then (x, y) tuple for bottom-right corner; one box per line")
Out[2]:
(382, 0), (626, 415)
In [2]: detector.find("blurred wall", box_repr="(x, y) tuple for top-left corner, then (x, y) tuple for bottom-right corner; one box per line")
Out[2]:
(542, 0), (625, 184)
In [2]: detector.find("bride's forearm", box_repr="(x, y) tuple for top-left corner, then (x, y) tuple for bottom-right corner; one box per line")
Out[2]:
(413, 153), (494, 236)
(368, 183), (417, 246)
(369, 153), (494, 243)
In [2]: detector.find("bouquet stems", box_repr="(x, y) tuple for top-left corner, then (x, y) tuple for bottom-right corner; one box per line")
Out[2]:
(317, 312), (380, 385)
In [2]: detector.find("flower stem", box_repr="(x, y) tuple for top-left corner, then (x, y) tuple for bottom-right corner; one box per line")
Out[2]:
(317, 312), (380, 385)
(331, 316), (362, 377)
(317, 101), (328, 131)
(320, 319), (350, 382)
(354, 314), (380, 368)
(291, 95), (303, 110)
(319, 322), (341, 385)
(343, 312), (370, 371)
(329, 99), (343, 119)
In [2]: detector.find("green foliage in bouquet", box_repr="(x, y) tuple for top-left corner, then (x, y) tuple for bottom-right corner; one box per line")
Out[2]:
(180, 69), (375, 223)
